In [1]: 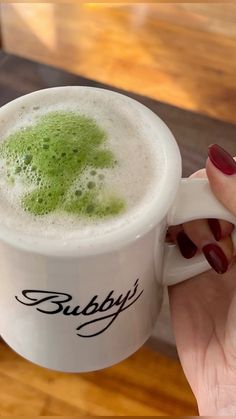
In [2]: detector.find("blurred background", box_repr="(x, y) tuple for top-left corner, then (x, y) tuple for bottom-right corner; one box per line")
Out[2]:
(1, 3), (236, 123)
(0, 2), (236, 416)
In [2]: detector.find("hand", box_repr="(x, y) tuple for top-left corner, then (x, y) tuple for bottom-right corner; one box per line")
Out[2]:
(168, 145), (236, 415)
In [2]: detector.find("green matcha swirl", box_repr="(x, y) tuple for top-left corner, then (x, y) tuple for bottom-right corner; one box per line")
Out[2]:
(0, 111), (125, 219)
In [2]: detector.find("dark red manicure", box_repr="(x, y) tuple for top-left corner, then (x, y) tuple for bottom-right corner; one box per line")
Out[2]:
(208, 144), (236, 175)
(208, 218), (222, 241)
(177, 232), (197, 259)
(202, 243), (228, 274)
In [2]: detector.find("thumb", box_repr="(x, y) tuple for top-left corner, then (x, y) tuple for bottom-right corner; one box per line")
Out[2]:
(206, 144), (236, 217)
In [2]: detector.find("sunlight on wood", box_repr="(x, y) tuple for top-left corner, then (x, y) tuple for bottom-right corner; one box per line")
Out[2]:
(0, 340), (197, 415)
(3, 3), (57, 51)
(1, 3), (236, 123)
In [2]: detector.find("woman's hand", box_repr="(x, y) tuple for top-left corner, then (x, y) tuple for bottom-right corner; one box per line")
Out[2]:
(169, 145), (236, 415)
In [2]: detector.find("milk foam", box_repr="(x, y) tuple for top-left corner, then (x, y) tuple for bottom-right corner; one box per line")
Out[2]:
(0, 87), (163, 239)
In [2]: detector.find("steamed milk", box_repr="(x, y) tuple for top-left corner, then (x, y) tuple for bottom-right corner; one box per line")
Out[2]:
(0, 88), (162, 239)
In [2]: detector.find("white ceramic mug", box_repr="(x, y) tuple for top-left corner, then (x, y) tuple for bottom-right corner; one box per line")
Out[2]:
(0, 87), (235, 372)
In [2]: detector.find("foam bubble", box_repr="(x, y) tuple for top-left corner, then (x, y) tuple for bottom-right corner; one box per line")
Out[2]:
(0, 88), (164, 240)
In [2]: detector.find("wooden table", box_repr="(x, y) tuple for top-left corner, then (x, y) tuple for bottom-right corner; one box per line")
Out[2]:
(1, 3), (236, 124)
(0, 52), (236, 416)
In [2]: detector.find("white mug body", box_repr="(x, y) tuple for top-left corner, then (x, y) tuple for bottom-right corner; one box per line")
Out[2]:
(0, 86), (182, 372)
(0, 223), (166, 372)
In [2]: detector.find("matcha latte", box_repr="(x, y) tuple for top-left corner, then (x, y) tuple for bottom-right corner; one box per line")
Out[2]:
(0, 112), (125, 218)
(0, 87), (162, 239)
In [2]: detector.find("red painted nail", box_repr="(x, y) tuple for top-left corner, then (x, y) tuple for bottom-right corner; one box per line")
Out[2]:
(177, 232), (197, 259)
(208, 218), (222, 241)
(208, 144), (236, 175)
(202, 243), (228, 274)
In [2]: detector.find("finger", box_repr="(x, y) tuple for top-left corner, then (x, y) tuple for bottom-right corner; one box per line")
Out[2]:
(184, 218), (233, 272)
(168, 209), (233, 259)
(169, 218), (234, 273)
(188, 165), (233, 239)
(208, 218), (234, 240)
(167, 225), (182, 243)
(168, 226), (199, 259)
(169, 219), (234, 272)
(178, 230), (233, 275)
(207, 144), (236, 217)
(176, 218), (234, 272)
(189, 168), (206, 179)
(168, 203), (233, 257)
(202, 236), (234, 274)
(168, 146), (235, 272)
(183, 219), (233, 248)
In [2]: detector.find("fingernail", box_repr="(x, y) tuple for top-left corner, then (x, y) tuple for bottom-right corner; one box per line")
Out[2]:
(208, 218), (222, 241)
(177, 232), (197, 259)
(202, 243), (228, 274)
(208, 144), (236, 175)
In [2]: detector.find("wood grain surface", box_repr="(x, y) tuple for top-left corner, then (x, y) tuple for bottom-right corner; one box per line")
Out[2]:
(1, 51), (236, 416)
(1, 3), (236, 124)
(0, 340), (197, 416)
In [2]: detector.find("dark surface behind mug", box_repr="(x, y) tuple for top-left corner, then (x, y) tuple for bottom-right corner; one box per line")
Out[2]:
(1, 51), (236, 178)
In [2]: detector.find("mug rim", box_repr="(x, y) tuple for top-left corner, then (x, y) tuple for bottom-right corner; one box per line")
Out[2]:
(0, 86), (182, 256)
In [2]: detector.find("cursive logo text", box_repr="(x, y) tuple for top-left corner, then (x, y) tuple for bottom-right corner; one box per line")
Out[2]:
(15, 279), (143, 337)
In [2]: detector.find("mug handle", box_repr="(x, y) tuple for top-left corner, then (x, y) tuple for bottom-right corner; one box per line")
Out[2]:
(163, 178), (236, 286)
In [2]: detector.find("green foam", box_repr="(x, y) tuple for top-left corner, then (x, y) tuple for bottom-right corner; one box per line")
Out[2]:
(0, 111), (126, 218)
